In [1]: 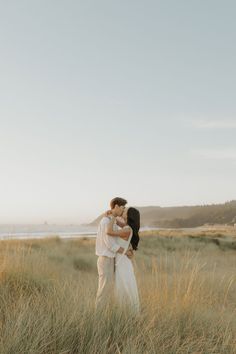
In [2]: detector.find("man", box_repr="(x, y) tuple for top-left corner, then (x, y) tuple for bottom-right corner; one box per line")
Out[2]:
(95, 197), (133, 310)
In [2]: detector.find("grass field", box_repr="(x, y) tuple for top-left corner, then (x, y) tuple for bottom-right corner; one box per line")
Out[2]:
(0, 231), (236, 353)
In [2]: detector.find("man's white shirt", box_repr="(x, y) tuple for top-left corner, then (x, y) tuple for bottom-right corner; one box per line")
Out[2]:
(95, 216), (120, 258)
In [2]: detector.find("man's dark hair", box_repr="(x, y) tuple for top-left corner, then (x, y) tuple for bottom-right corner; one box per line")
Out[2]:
(110, 197), (127, 209)
(127, 207), (140, 251)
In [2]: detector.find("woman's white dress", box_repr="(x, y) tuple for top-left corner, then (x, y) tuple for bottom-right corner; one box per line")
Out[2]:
(115, 226), (140, 314)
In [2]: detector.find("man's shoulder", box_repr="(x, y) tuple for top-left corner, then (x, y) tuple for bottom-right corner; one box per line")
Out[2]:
(99, 216), (110, 226)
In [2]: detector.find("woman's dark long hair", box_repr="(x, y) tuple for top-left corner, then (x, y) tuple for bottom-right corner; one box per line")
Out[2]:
(127, 207), (140, 251)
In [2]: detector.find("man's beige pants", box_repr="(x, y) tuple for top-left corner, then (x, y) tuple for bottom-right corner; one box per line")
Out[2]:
(95, 256), (115, 311)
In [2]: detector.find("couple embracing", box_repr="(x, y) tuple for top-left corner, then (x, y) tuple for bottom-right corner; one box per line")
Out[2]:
(95, 197), (140, 314)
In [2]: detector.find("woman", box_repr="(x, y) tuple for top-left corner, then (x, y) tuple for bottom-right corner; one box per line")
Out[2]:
(107, 207), (140, 314)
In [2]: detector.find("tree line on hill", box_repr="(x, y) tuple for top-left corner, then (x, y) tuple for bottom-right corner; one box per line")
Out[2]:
(141, 201), (236, 228)
(90, 201), (236, 228)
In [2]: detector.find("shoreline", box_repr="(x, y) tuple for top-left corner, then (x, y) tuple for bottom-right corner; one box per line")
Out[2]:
(0, 232), (97, 241)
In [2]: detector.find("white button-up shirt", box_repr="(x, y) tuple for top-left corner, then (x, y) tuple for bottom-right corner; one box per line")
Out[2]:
(95, 216), (120, 258)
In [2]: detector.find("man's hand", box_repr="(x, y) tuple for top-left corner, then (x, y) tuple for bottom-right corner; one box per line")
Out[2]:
(125, 249), (134, 259)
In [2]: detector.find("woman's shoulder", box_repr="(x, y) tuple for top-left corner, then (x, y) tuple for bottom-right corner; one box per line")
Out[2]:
(124, 225), (132, 233)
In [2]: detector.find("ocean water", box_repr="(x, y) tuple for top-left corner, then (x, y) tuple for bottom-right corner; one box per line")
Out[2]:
(0, 224), (158, 240)
(0, 224), (97, 240)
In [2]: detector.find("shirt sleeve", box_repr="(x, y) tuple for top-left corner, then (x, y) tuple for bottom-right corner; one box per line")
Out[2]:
(101, 218), (120, 253)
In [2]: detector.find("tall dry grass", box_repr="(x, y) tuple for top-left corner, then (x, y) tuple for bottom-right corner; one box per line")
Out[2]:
(0, 234), (236, 353)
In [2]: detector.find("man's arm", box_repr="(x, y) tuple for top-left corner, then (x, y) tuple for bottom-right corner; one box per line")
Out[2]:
(106, 217), (134, 258)
(101, 218), (125, 254)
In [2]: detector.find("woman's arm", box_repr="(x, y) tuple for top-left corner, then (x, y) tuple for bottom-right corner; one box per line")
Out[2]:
(106, 217), (131, 241)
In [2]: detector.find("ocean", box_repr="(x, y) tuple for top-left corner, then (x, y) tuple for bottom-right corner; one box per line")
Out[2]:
(0, 224), (97, 240)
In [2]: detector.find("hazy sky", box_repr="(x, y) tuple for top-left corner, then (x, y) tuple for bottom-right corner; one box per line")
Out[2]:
(0, 0), (236, 224)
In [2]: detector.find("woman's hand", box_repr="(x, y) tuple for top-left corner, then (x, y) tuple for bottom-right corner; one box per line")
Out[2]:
(116, 217), (126, 228)
(125, 249), (134, 259)
(104, 210), (112, 217)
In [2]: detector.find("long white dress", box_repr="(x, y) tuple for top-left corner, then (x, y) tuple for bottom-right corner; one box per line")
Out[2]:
(115, 226), (140, 314)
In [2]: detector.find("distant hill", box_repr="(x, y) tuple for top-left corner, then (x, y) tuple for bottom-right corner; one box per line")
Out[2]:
(89, 201), (236, 228)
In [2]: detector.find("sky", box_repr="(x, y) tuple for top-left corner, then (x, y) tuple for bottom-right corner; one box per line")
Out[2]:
(0, 0), (236, 224)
